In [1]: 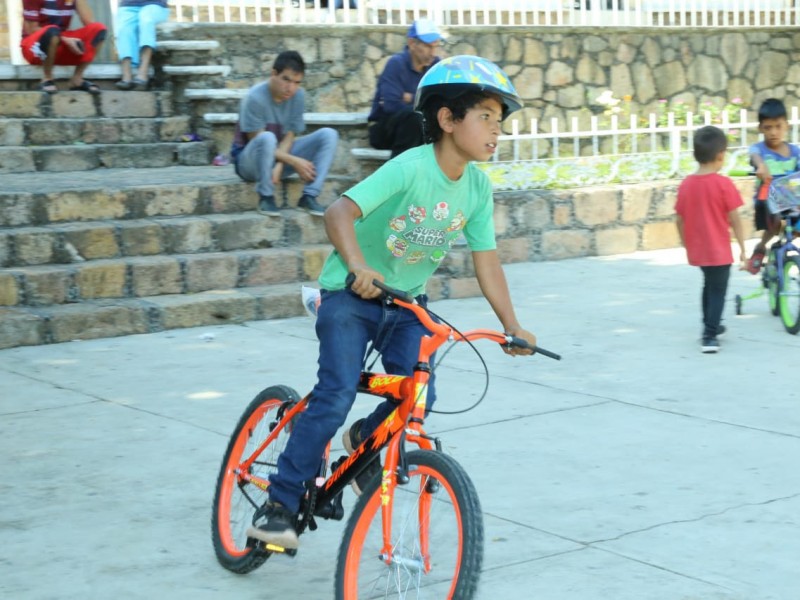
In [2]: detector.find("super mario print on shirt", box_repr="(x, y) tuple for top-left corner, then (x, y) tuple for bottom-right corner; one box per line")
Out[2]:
(318, 144), (497, 297)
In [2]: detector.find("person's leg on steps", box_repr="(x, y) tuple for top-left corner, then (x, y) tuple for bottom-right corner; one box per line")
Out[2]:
(285, 128), (339, 199)
(135, 4), (169, 83)
(235, 131), (278, 197)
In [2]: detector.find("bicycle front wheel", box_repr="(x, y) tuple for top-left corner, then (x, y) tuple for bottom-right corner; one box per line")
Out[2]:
(779, 255), (800, 334)
(212, 385), (300, 573)
(335, 450), (484, 600)
(764, 248), (780, 316)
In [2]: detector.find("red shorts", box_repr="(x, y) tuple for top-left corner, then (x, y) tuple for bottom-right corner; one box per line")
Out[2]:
(20, 22), (107, 66)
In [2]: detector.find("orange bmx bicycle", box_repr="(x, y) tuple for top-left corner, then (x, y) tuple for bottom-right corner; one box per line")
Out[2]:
(211, 278), (560, 598)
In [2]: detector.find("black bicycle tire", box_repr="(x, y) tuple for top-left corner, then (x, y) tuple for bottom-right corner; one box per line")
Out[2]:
(779, 255), (800, 334)
(334, 449), (484, 599)
(211, 385), (300, 574)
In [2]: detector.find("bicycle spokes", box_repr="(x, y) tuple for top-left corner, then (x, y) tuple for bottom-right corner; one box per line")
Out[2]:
(213, 387), (301, 574)
(336, 450), (483, 599)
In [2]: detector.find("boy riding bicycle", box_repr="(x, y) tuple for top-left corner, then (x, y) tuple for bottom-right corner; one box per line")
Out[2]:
(247, 55), (538, 550)
(746, 98), (800, 274)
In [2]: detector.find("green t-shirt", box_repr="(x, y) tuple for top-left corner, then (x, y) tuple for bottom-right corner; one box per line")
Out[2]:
(318, 144), (496, 296)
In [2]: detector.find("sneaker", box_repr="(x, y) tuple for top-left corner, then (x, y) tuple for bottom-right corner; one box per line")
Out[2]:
(342, 418), (382, 496)
(701, 337), (719, 353)
(297, 194), (325, 216)
(246, 501), (299, 550)
(258, 195), (281, 216)
(702, 325), (726, 339)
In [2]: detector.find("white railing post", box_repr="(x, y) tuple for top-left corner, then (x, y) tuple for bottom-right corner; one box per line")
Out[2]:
(571, 117), (580, 157)
(149, 0), (800, 28)
(551, 117), (560, 160)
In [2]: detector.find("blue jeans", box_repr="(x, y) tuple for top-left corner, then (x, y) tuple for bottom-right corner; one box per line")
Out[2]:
(234, 127), (339, 199)
(268, 289), (436, 513)
(115, 5), (170, 65)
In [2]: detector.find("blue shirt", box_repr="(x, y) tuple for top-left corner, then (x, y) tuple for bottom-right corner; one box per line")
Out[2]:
(367, 48), (440, 122)
(749, 140), (800, 201)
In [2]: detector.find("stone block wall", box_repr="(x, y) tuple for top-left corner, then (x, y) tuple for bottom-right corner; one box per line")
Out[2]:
(159, 23), (800, 157)
(0, 3), (9, 63)
(494, 177), (757, 262)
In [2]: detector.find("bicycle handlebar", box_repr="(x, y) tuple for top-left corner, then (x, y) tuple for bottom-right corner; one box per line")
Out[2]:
(344, 273), (561, 360)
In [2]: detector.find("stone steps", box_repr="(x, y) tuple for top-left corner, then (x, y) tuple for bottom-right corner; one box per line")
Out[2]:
(0, 282), (310, 348)
(0, 50), (452, 351)
(0, 116), (192, 146)
(0, 166), (354, 226)
(0, 90), (173, 118)
(0, 244), (334, 307)
(0, 141), (212, 173)
(0, 161), (363, 349)
(0, 53), (358, 350)
(0, 212), (293, 268)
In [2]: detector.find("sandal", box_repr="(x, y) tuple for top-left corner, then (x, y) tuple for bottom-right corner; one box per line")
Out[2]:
(746, 250), (766, 275)
(38, 79), (58, 94)
(69, 80), (101, 95)
(115, 80), (134, 91)
(132, 77), (149, 90)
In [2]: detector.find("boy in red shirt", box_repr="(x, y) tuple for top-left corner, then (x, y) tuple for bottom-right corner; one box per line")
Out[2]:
(20, 0), (107, 94)
(675, 125), (746, 353)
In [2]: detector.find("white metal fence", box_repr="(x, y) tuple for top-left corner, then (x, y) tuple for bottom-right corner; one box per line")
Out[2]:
(164, 0), (799, 26)
(481, 105), (800, 190)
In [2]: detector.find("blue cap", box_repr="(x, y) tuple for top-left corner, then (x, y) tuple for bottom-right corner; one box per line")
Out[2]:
(407, 19), (441, 44)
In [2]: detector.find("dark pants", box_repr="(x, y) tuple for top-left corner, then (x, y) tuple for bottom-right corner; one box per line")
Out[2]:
(369, 110), (425, 158)
(700, 265), (731, 338)
(267, 289), (436, 513)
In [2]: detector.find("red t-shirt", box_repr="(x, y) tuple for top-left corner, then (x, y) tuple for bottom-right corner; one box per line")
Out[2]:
(675, 173), (743, 266)
(22, 0), (75, 31)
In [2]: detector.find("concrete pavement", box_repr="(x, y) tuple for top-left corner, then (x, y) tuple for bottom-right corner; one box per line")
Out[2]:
(1, 247), (799, 599)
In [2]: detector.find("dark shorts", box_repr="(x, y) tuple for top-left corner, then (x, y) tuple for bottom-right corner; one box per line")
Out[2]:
(754, 201), (778, 232)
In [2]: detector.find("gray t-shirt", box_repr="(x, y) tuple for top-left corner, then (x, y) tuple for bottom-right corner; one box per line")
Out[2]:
(231, 81), (306, 157)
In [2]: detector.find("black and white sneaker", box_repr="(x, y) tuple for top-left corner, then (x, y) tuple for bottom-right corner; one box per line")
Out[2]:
(297, 194), (325, 216)
(342, 418), (382, 496)
(701, 337), (719, 353)
(701, 325), (725, 340)
(246, 501), (299, 550)
(258, 195), (281, 216)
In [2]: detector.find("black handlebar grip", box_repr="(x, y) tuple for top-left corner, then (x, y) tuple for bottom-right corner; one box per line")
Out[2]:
(509, 335), (561, 360)
(344, 273), (415, 304)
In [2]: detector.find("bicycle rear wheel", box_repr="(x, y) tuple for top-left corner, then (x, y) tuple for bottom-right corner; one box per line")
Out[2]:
(764, 248), (780, 316)
(212, 385), (300, 573)
(335, 450), (484, 600)
(779, 255), (800, 334)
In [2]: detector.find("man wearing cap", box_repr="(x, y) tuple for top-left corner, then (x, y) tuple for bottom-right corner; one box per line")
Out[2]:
(367, 18), (442, 158)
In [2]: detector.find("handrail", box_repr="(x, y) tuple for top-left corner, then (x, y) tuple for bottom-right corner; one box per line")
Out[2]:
(159, 0), (798, 27)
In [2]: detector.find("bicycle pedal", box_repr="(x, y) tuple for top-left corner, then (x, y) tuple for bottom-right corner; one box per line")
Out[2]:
(262, 542), (298, 557)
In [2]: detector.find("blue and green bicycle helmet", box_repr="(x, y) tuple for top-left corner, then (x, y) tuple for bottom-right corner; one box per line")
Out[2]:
(414, 55), (523, 120)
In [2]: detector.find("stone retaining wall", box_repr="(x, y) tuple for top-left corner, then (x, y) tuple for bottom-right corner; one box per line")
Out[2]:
(161, 22), (800, 157)
(0, 4), (9, 63)
(491, 177), (756, 262)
